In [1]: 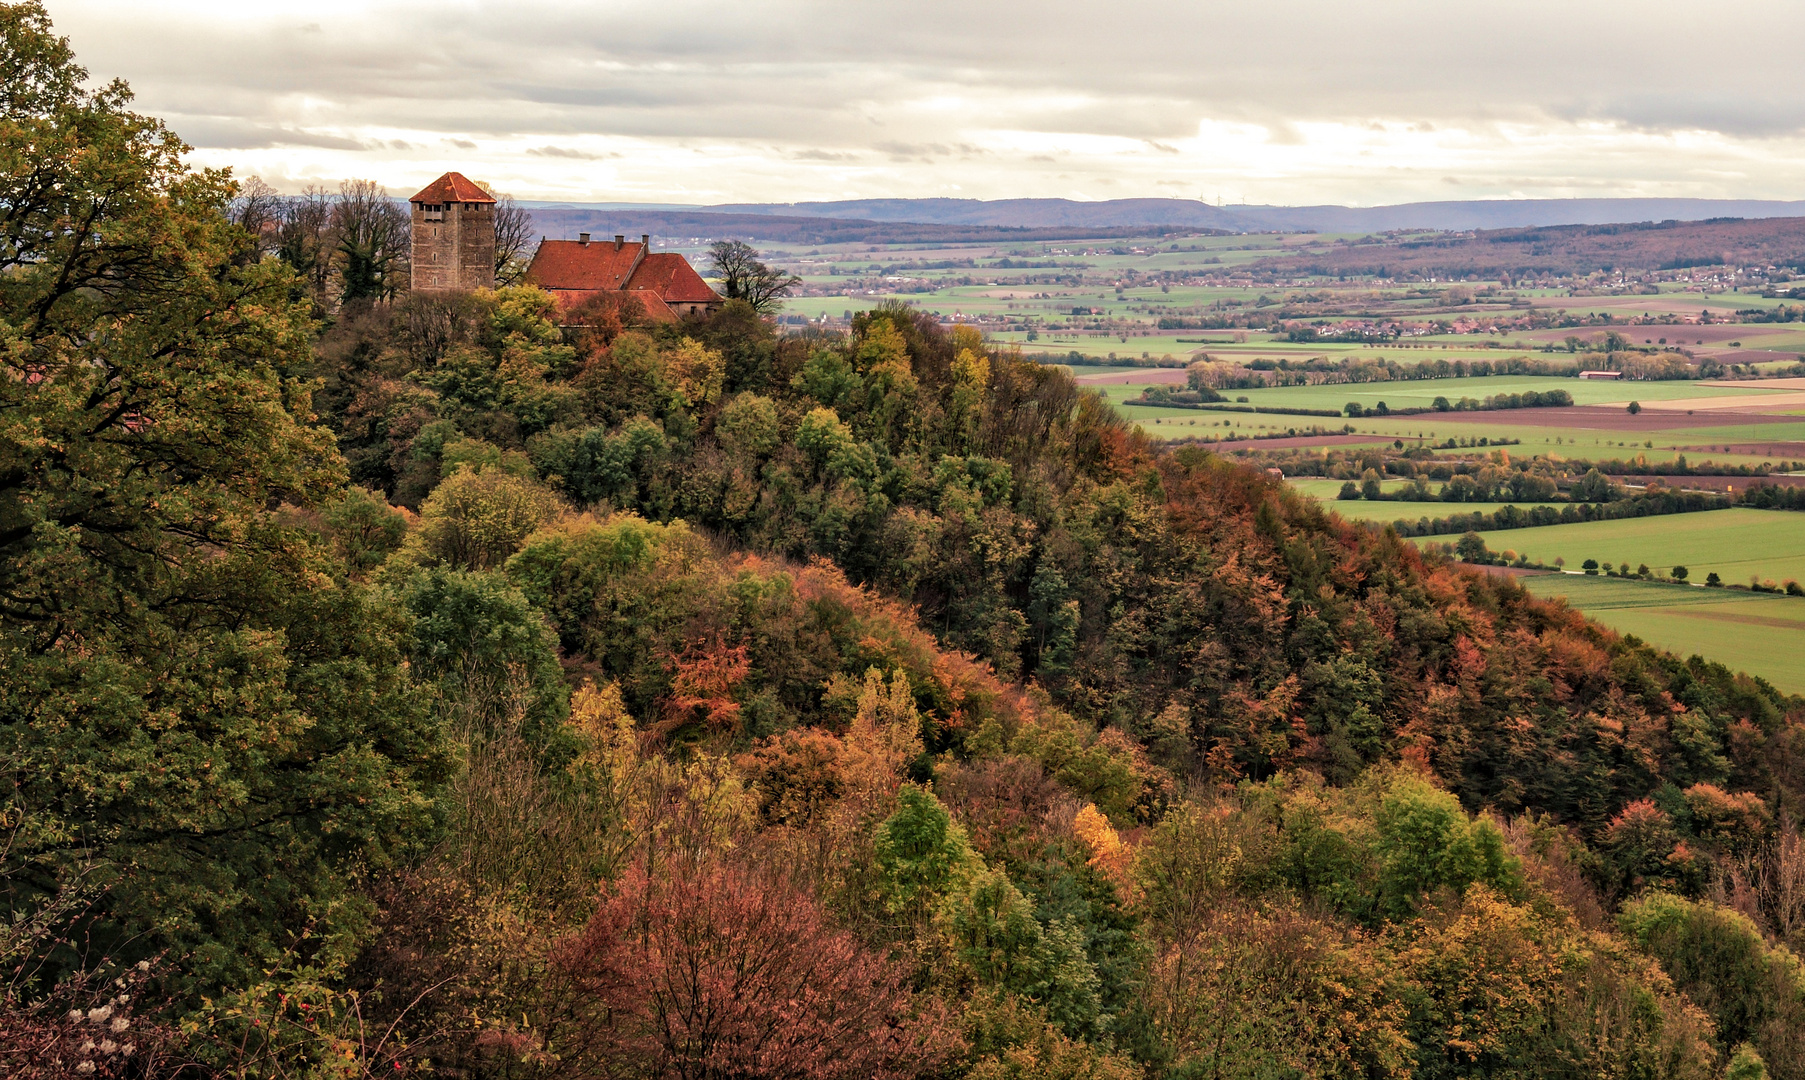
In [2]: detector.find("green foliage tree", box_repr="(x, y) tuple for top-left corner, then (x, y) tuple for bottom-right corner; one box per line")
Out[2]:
(320, 486), (409, 576)
(399, 568), (570, 750)
(1619, 893), (1805, 1076)
(0, 0), (442, 993)
(875, 785), (978, 919)
(1454, 531), (1490, 564)
(407, 467), (564, 570)
(942, 867), (1105, 1040)
(1373, 775), (1520, 919)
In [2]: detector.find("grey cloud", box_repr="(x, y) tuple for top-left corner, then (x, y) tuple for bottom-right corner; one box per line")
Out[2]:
(528, 146), (619, 159)
(161, 115), (371, 151)
(1560, 94), (1805, 139)
(44, 0), (1805, 202)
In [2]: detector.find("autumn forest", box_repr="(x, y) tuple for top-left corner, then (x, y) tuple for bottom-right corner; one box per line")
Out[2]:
(3, 5), (1805, 1079)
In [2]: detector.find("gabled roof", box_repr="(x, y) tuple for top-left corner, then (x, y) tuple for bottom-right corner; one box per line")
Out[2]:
(526, 239), (645, 291)
(408, 172), (495, 205)
(626, 252), (721, 304)
(543, 288), (679, 323)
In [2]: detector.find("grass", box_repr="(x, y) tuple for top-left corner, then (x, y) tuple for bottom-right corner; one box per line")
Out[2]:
(1213, 375), (1782, 412)
(1430, 508), (1805, 584)
(1283, 479), (1565, 523)
(1516, 574), (1805, 694)
(1289, 478), (1412, 500)
(1100, 384), (1805, 467)
(1332, 500), (1567, 523)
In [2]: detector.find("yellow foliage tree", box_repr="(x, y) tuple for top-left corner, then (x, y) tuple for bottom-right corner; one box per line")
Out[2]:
(1072, 803), (1134, 900)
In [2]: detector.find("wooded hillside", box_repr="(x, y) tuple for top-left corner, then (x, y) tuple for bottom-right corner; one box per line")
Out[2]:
(4, 4), (1804, 1078)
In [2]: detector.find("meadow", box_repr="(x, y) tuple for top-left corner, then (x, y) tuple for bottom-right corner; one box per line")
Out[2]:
(1433, 507), (1805, 584)
(1286, 478), (1563, 521)
(1221, 374), (1782, 411)
(1102, 379), (1805, 467)
(1516, 574), (1805, 694)
(1331, 499), (1569, 523)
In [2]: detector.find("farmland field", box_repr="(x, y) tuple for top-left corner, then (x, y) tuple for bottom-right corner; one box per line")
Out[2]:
(1330, 500), (1568, 523)
(1102, 381), (1805, 467)
(1286, 478), (1567, 521)
(1516, 574), (1805, 694)
(1424, 508), (1805, 584)
(1222, 374), (1783, 412)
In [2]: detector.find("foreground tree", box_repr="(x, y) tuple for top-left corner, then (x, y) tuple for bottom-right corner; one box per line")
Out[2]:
(555, 858), (962, 1079)
(0, 0), (441, 994)
(707, 239), (802, 314)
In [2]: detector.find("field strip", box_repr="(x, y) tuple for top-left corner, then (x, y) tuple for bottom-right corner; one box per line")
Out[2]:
(1681, 608), (1805, 630)
(1517, 575), (1805, 693)
(1635, 391), (1805, 411)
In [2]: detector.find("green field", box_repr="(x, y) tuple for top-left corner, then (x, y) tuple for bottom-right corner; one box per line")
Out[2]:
(1285, 478), (1566, 521)
(1223, 374), (1780, 412)
(1290, 478), (1411, 499)
(1517, 574), (1805, 694)
(1333, 500), (1567, 523)
(1429, 508), (1805, 584)
(1102, 382), (1805, 467)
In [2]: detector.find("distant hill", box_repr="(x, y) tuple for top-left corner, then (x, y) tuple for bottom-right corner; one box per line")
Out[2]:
(519, 206), (1165, 247)
(525, 196), (1805, 235)
(1245, 216), (1805, 277)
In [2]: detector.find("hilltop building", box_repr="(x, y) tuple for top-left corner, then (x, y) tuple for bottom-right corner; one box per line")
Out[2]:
(524, 232), (722, 321)
(405, 172), (722, 318)
(408, 172), (495, 291)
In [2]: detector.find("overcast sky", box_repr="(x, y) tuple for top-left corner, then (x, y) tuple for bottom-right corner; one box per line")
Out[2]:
(47, 0), (1805, 207)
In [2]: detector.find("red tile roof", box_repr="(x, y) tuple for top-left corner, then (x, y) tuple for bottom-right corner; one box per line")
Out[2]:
(544, 288), (679, 323)
(626, 252), (721, 304)
(629, 291), (680, 322)
(526, 239), (644, 291)
(408, 172), (495, 205)
(527, 240), (721, 312)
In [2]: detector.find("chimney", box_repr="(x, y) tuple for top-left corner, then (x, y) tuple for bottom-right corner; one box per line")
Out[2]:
(578, 232), (590, 246)
(614, 235), (624, 251)
(641, 234), (650, 249)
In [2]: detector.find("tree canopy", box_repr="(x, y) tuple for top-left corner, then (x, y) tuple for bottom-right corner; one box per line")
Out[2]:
(0, 0), (443, 995)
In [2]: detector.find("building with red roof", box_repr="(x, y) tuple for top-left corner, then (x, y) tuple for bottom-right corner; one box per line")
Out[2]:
(524, 233), (722, 321)
(409, 172), (496, 291)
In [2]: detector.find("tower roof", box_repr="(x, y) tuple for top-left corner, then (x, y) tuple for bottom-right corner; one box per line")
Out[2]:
(408, 172), (495, 205)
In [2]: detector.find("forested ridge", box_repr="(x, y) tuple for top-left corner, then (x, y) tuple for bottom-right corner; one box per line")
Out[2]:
(4, 5), (1805, 1078)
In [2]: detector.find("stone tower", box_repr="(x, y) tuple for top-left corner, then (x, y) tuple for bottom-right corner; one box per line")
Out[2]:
(408, 172), (496, 291)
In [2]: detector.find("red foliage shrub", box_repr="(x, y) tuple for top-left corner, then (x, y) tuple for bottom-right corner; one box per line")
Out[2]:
(554, 859), (962, 1080)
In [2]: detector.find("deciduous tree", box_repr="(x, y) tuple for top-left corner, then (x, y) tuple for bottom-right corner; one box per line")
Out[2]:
(555, 859), (962, 1080)
(707, 240), (801, 314)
